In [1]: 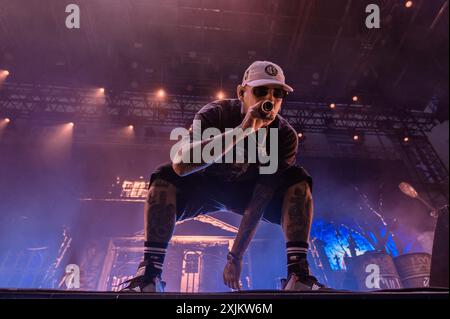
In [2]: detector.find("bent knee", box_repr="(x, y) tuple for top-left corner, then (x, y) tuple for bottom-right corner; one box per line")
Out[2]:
(283, 165), (313, 193)
(147, 178), (177, 203)
(287, 181), (312, 201)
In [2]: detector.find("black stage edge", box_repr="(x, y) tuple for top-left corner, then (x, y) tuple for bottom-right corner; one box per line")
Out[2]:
(1, 289), (448, 319)
(0, 287), (448, 299)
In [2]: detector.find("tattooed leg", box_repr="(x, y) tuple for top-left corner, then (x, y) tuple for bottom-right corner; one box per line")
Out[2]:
(144, 178), (177, 243)
(281, 181), (313, 242)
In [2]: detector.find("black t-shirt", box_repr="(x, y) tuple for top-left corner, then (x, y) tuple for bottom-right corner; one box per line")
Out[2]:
(189, 99), (298, 190)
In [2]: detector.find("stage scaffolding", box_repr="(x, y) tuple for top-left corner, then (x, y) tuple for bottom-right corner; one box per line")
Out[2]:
(1, 82), (448, 205)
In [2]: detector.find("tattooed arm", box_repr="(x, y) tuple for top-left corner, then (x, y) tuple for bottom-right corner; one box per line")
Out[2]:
(231, 184), (274, 257)
(223, 184), (274, 289)
(172, 127), (251, 177)
(172, 101), (275, 177)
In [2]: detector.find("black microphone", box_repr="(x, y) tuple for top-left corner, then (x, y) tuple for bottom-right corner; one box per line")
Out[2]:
(259, 100), (273, 117)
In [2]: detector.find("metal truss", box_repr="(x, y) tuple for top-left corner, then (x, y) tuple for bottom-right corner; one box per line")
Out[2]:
(1, 83), (447, 204)
(392, 134), (449, 206)
(0, 83), (439, 134)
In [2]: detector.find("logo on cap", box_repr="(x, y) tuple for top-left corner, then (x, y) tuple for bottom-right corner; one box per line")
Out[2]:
(244, 70), (250, 81)
(265, 64), (278, 77)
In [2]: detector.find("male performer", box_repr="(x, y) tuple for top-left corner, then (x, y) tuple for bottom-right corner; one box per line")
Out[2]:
(124, 61), (324, 292)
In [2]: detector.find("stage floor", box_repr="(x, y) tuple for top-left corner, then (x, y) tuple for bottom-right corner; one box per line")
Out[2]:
(0, 288), (448, 299)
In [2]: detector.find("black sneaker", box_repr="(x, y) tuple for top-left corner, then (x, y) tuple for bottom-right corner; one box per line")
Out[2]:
(283, 273), (326, 291)
(121, 275), (165, 292)
(121, 261), (166, 292)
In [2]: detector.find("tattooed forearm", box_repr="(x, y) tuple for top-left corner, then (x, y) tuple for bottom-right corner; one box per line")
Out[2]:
(281, 181), (313, 242)
(172, 126), (252, 177)
(231, 184), (274, 257)
(144, 179), (177, 243)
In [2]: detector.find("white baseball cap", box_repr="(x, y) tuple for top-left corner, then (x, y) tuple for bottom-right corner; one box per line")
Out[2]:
(241, 61), (294, 92)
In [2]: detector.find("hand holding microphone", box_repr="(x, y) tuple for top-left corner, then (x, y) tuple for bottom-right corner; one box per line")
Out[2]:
(259, 100), (274, 117)
(241, 100), (276, 132)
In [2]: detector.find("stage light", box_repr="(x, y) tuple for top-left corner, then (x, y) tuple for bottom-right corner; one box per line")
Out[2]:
(217, 91), (225, 100)
(353, 134), (359, 141)
(122, 124), (135, 139)
(157, 89), (166, 98)
(69, 122), (74, 127)
(352, 96), (358, 102)
(403, 136), (409, 143)
(298, 132), (303, 138)
(405, 1), (413, 8)
(329, 103), (336, 109)
(100, 88), (105, 94)
(4, 118), (10, 123)
(0, 70), (10, 82)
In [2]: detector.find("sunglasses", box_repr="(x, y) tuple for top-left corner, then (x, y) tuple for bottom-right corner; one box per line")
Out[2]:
(252, 86), (288, 99)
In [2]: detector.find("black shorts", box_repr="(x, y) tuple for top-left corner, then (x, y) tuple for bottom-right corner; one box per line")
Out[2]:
(148, 163), (313, 225)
